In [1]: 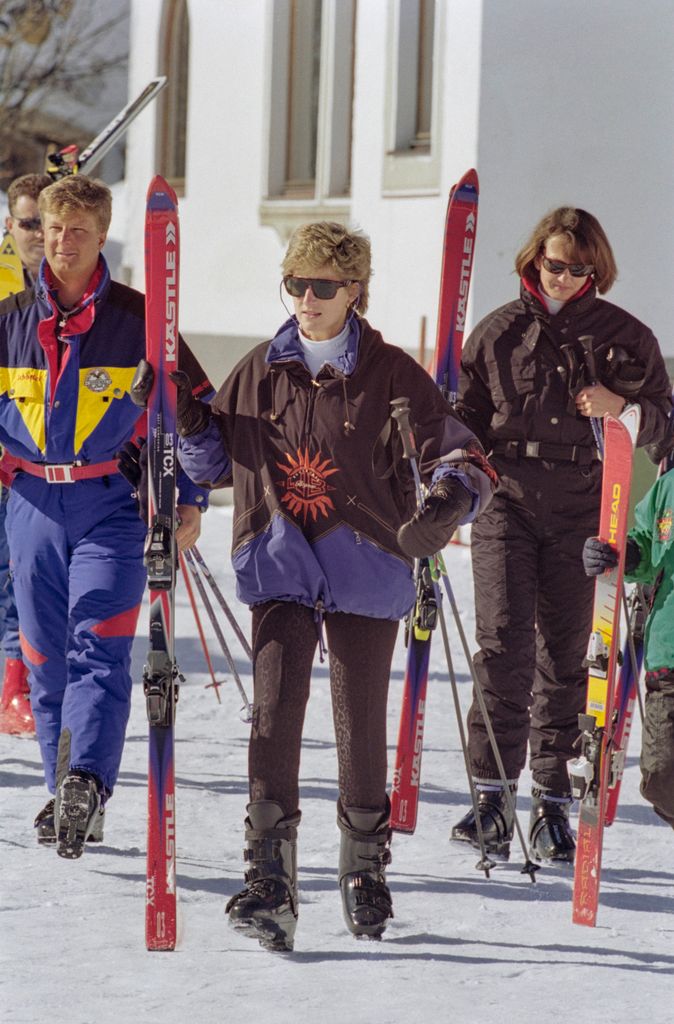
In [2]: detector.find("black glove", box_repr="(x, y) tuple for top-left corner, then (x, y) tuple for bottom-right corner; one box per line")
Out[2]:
(397, 477), (473, 558)
(582, 536), (641, 576)
(130, 360), (211, 439)
(168, 370), (212, 438)
(117, 438), (148, 522)
(130, 358), (154, 408)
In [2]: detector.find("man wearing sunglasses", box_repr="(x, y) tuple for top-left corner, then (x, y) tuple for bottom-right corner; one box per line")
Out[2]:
(0, 173), (52, 736)
(3, 173), (51, 288)
(450, 205), (671, 866)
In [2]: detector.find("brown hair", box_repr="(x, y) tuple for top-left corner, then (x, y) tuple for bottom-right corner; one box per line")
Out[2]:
(7, 173), (53, 215)
(515, 206), (617, 294)
(38, 175), (112, 234)
(282, 221), (372, 314)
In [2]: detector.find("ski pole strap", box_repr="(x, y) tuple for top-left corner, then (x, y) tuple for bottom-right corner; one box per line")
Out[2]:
(491, 439), (600, 466)
(4, 455), (121, 483)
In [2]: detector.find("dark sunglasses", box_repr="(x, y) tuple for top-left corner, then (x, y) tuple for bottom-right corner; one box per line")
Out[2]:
(541, 255), (593, 277)
(284, 276), (352, 300)
(16, 217), (43, 232)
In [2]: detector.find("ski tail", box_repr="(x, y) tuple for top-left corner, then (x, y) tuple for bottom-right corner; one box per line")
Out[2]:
(144, 175), (180, 952)
(571, 410), (639, 926)
(430, 169), (479, 403)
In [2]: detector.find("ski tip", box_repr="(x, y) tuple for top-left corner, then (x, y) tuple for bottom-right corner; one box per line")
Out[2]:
(450, 167), (479, 197)
(146, 175), (178, 209)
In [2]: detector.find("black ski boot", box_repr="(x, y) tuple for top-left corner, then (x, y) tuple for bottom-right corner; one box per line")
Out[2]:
(450, 785), (517, 859)
(56, 770), (103, 859)
(35, 796), (105, 846)
(226, 801), (300, 952)
(337, 802), (393, 940)
(528, 789), (575, 863)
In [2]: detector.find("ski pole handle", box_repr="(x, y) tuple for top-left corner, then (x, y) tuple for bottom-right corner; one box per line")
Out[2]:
(390, 397), (420, 460)
(579, 335), (598, 384)
(390, 397), (425, 508)
(578, 334), (605, 457)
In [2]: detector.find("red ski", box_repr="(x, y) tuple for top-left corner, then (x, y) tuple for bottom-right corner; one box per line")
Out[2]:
(390, 170), (479, 833)
(570, 408), (640, 926)
(143, 176), (180, 950)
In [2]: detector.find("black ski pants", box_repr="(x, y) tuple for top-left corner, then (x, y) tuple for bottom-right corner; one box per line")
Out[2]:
(248, 600), (399, 819)
(467, 457), (601, 796)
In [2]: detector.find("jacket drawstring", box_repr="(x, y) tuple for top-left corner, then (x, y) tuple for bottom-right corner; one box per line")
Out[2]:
(313, 599), (327, 663)
(270, 367), (279, 422)
(341, 377), (354, 433)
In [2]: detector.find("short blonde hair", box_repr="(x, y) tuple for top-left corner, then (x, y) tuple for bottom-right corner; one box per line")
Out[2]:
(515, 206), (617, 294)
(38, 175), (112, 234)
(282, 221), (372, 314)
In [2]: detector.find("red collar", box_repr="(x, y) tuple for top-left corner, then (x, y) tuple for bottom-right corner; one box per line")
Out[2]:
(521, 272), (594, 309)
(43, 260), (104, 335)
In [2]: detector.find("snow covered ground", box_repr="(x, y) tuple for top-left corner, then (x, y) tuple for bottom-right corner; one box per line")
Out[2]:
(2, 506), (673, 1024)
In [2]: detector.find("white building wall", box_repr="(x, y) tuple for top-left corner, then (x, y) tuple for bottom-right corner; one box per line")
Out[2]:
(474, 0), (674, 349)
(123, 0), (674, 369)
(350, 0), (482, 354)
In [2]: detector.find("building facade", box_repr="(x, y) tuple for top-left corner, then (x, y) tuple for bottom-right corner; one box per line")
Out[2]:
(122, 0), (674, 387)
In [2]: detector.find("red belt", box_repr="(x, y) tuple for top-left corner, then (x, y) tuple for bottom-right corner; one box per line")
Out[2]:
(6, 456), (120, 484)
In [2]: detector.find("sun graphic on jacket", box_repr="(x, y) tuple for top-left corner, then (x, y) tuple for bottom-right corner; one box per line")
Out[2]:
(276, 447), (339, 523)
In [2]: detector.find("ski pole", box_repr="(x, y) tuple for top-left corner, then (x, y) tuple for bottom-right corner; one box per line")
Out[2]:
(178, 550), (222, 702)
(391, 397), (537, 879)
(190, 545), (253, 661)
(579, 334), (605, 458)
(434, 587), (495, 877)
(182, 548), (253, 723)
(435, 560), (538, 880)
(621, 585), (645, 723)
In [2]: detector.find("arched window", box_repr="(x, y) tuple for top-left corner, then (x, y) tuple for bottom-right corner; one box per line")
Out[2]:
(157, 0), (189, 194)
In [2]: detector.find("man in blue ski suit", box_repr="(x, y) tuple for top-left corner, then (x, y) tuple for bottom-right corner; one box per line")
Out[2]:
(0, 175), (211, 858)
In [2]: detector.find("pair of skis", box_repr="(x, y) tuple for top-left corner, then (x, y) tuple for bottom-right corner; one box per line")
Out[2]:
(390, 169), (478, 833)
(142, 179), (253, 950)
(570, 407), (640, 926)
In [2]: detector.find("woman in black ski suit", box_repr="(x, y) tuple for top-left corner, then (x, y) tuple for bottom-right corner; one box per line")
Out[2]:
(450, 206), (671, 864)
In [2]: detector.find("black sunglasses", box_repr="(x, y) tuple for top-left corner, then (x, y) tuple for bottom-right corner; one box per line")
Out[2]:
(284, 276), (352, 300)
(541, 255), (593, 278)
(16, 217), (43, 232)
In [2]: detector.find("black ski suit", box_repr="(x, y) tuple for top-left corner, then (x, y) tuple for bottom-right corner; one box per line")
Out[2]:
(455, 279), (671, 795)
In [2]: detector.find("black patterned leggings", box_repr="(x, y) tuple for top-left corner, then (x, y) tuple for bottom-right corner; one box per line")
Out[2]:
(249, 601), (399, 818)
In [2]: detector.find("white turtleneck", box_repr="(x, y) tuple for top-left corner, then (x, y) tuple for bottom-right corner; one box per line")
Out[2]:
(298, 321), (350, 378)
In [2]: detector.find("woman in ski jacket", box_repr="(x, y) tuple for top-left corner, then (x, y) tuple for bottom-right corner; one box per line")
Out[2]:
(449, 205), (671, 865)
(173, 220), (495, 949)
(583, 463), (674, 830)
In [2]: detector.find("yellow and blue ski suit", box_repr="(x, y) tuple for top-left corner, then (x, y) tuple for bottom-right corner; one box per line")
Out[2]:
(0, 256), (210, 796)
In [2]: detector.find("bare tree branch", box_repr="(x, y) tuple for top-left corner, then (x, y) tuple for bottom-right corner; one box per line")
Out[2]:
(0, 0), (128, 186)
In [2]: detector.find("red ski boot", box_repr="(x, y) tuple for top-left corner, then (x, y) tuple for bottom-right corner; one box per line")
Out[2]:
(0, 658), (35, 735)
